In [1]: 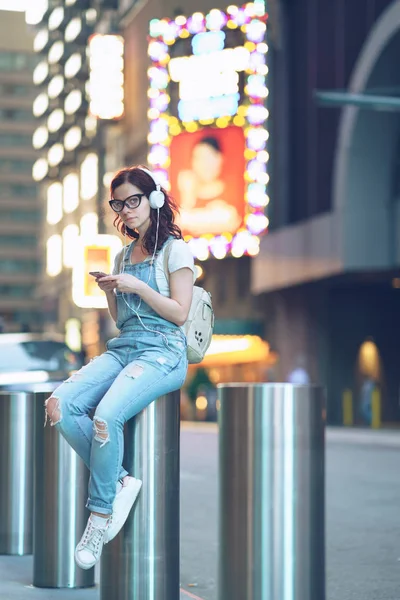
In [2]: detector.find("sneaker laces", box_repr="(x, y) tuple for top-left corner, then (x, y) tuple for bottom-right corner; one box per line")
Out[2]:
(78, 519), (106, 555)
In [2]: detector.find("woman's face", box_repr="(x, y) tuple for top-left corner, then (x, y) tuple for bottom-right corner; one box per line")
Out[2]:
(192, 143), (223, 182)
(112, 181), (151, 234)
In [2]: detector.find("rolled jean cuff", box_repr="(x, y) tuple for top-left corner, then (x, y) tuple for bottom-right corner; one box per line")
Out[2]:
(86, 499), (113, 515)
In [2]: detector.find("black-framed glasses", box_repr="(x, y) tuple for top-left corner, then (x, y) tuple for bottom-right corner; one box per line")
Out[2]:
(109, 194), (145, 213)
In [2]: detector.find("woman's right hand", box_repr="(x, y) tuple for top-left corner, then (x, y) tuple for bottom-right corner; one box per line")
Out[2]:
(96, 276), (117, 293)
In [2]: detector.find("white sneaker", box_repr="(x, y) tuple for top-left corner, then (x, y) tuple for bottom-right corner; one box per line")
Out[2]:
(75, 516), (109, 570)
(104, 476), (142, 543)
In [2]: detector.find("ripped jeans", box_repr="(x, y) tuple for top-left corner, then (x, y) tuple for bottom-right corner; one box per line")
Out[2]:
(45, 325), (187, 515)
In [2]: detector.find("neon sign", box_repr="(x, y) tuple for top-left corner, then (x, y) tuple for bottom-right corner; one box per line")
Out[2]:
(147, 2), (269, 259)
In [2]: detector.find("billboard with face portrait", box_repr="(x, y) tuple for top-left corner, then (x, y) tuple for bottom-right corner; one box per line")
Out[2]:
(147, 3), (269, 260)
(169, 125), (245, 237)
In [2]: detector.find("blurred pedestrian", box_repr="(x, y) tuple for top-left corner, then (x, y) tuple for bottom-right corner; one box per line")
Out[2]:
(287, 355), (310, 384)
(44, 166), (194, 569)
(360, 376), (375, 426)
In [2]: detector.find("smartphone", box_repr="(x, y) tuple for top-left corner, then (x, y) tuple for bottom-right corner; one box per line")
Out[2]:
(89, 271), (108, 278)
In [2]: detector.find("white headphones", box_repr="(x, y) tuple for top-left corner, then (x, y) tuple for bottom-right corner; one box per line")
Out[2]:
(138, 167), (165, 209)
(120, 166), (169, 346)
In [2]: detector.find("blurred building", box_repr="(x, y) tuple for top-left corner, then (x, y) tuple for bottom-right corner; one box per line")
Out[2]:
(31, 1), (124, 357)
(0, 12), (39, 333)
(30, 0), (275, 380)
(252, 0), (400, 424)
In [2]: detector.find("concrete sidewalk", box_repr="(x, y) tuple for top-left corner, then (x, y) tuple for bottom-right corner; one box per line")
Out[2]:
(0, 425), (217, 600)
(327, 426), (400, 448)
(1, 424), (400, 600)
(0, 555), (205, 600)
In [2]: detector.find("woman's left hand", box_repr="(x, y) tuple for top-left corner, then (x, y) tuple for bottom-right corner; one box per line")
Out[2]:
(99, 274), (145, 295)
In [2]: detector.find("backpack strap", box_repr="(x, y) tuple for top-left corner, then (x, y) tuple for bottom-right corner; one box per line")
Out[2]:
(115, 242), (133, 274)
(115, 248), (124, 274)
(162, 239), (175, 277)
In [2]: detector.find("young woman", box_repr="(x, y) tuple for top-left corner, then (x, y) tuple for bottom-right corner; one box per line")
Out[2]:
(45, 166), (194, 569)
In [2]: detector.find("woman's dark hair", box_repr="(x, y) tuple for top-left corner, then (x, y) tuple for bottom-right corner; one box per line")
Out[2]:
(110, 165), (182, 254)
(196, 136), (222, 153)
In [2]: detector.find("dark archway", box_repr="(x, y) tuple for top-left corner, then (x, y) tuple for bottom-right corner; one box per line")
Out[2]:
(333, 0), (400, 267)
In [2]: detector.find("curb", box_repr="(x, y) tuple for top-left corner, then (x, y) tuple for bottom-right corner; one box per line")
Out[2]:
(326, 427), (400, 448)
(181, 421), (400, 449)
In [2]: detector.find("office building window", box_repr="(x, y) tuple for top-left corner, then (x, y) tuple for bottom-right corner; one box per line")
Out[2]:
(0, 260), (40, 274)
(10, 184), (37, 198)
(0, 209), (41, 222)
(0, 235), (36, 247)
(0, 285), (34, 297)
(0, 108), (35, 121)
(0, 83), (32, 97)
(0, 52), (37, 72)
(0, 158), (34, 173)
(0, 132), (33, 147)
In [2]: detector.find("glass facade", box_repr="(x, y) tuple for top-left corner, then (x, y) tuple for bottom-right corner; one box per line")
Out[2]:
(275, 0), (394, 225)
(0, 209), (41, 222)
(0, 159), (34, 174)
(0, 235), (37, 247)
(0, 284), (35, 297)
(3, 184), (37, 198)
(0, 52), (37, 72)
(0, 132), (33, 147)
(0, 108), (35, 121)
(0, 260), (40, 274)
(0, 83), (32, 97)
(0, 44), (41, 331)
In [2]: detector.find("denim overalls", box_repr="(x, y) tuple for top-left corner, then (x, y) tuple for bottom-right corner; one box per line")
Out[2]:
(47, 240), (188, 515)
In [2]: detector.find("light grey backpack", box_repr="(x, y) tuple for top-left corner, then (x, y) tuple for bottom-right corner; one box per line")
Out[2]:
(163, 241), (214, 364)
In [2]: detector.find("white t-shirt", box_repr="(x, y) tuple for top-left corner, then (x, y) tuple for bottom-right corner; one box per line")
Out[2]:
(112, 238), (195, 297)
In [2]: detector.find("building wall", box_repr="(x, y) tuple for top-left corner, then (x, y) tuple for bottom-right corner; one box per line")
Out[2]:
(0, 12), (40, 332)
(282, 0), (393, 225)
(253, 1), (400, 292)
(253, 1), (400, 423)
(262, 278), (400, 425)
(326, 282), (400, 424)
(261, 284), (328, 385)
(200, 256), (262, 322)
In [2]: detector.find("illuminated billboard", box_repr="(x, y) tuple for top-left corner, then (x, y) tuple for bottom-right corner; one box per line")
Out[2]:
(89, 34), (124, 120)
(147, 2), (269, 260)
(169, 125), (246, 237)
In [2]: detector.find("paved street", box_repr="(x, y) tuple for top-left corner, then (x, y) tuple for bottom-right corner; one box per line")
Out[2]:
(1, 424), (400, 600)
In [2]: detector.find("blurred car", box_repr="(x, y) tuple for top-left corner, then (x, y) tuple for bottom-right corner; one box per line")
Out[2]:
(0, 333), (83, 391)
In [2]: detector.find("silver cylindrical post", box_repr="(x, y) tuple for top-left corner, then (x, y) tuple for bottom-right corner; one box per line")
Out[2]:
(32, 390), (94, 588)
(0, 391), (34, 555)
(218, 384), (325, 600)
(100, 390), (180, 600)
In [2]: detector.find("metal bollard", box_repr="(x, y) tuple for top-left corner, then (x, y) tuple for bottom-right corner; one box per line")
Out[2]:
(32, 390), (94, 588)
(100, 390), (181, 600)
(0, 391), (34, 555)
(218, 384), (325, 600)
